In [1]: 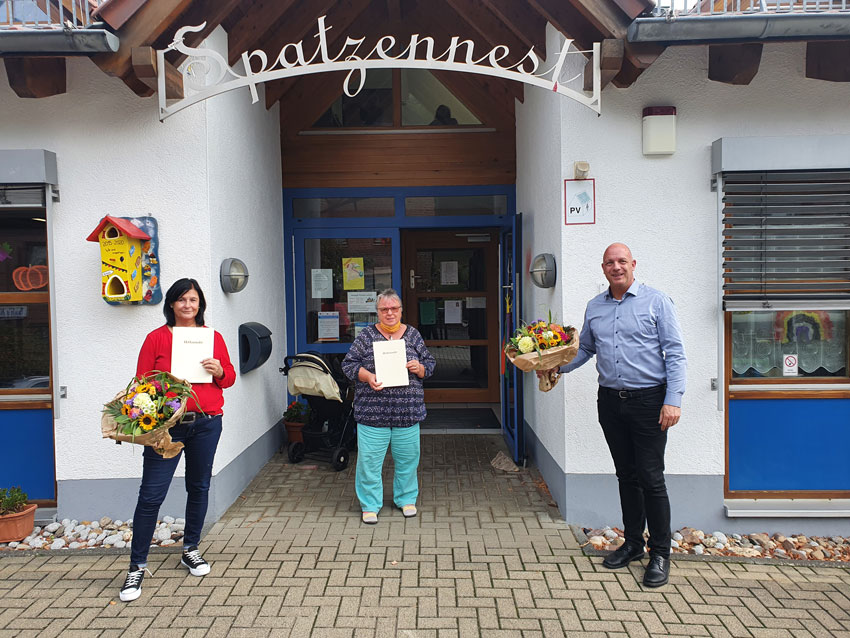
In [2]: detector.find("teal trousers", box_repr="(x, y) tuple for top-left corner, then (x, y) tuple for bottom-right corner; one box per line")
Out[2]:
(355, 423), (420, 513)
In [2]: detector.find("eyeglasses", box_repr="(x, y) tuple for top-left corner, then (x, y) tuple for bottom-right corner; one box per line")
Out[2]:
(377, 306), (401, 314)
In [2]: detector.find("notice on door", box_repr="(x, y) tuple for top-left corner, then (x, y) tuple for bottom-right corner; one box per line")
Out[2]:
(318, 311), (340, 341)
(783, 354), (798, 376)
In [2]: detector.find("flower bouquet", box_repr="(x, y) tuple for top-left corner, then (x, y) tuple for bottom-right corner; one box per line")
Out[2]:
(101, 371), (197, 458)
(504, 314), (579, 391)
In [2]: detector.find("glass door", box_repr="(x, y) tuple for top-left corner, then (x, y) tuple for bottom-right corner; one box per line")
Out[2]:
(292, 227), (401, 357)
(401, 229), (499, 403)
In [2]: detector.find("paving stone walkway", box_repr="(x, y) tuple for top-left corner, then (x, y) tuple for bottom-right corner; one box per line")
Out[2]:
(2, 434), (850, 637)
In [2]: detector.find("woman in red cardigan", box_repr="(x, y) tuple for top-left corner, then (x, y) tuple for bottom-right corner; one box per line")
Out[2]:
(119, 278), (236, 603)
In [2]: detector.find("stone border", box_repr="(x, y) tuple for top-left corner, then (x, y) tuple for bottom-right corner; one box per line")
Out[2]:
(570, 525), (850, 570)
(0, 544), (182, 559)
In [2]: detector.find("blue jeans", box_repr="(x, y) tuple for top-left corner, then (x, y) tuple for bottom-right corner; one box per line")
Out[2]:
(130, 415), (222, 566)
(355, 423), (420, 513)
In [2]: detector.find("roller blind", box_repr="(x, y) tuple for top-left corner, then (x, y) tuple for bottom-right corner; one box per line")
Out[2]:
(0, 185), (45, 207)
(721, 170), (850, 309)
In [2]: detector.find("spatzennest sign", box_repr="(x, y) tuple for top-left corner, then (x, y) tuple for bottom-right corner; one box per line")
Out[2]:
(156, 16), (601, 121)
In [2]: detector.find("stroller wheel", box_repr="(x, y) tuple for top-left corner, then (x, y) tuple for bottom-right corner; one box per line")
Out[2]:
(288, 441), (306, 464)
(331, 447), (349, 471)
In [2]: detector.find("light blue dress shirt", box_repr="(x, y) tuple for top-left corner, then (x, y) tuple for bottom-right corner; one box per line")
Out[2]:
(560, 280), (687, 407)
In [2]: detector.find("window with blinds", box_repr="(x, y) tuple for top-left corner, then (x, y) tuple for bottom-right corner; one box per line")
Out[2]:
(721, 170), (850, 310)
(0, 186), (45, 207)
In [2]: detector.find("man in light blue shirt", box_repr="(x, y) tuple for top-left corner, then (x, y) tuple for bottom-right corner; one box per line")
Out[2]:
(551, 243), (686, 587)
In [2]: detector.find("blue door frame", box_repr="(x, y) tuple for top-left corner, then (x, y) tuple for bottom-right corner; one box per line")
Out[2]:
(282, 184), (523, 455)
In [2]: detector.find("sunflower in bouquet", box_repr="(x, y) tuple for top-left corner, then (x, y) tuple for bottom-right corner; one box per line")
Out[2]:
(102, 371), (197, 458)
(504, 312), (578, 391)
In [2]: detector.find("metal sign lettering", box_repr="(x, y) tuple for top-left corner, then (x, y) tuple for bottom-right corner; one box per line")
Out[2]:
(157, 16), (601, 121)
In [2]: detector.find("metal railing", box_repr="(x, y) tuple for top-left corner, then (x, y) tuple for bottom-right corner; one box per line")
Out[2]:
(651, 0), (850, 15)
(0, 0), (105, 30)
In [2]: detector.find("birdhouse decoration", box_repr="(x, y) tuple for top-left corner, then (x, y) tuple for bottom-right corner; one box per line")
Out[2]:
(86, 216), (162, 305)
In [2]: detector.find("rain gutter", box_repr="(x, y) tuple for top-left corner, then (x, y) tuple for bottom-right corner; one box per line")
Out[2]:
(628, 12), (850, 44)
(0, 28), (119, 55)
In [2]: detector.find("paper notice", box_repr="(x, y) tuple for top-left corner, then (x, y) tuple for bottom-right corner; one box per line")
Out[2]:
(171, 327), (214, 383)
(466, 297), (486, 309)
(373, 339), (409, 387)
(445, 300), (462, 324)
(441, 261), (459, 286)
(348, 291), (377, 313)
(318, 311), (340, 341)
(343, 257), (365, 290)
(311, 269), (333, 298)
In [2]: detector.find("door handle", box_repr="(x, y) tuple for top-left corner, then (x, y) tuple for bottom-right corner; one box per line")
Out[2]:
(409, 269), (424, 290)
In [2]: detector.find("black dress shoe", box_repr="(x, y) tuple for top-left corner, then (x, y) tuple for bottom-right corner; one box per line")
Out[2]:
(642, 555), (670, 587)
(602, 542), (646, 569)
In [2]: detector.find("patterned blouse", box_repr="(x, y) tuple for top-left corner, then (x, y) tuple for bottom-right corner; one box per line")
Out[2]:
(341, 324), (436, 428)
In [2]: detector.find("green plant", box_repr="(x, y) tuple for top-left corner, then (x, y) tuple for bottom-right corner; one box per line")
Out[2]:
(284, 400), (310, 423)
(0, 487), (28, 516)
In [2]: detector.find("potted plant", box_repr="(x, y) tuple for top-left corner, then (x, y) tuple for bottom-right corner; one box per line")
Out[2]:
(0, 486), (37, 544)
(283, 400), (311, 444)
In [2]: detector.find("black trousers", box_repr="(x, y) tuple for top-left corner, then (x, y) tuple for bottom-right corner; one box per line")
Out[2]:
(597, 385), (671, 558)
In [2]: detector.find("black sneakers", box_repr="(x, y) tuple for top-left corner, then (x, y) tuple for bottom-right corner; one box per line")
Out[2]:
(181, 546), (211, 576)
(119, 564), (150, 602)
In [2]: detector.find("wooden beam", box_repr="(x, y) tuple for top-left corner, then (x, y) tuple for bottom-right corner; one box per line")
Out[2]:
(91, 0), (194, 95)
(566, 0), (631, 39)
(443, 0), (534, 67)
(806, 41), (850, 83)
(131, 46), (183, 99)
(481, 0), (547, 60)
(583, 38), (623, 91)
(263, 0), (375, 109)
(4, 57), (66, 98)
(92, 0), (147, 30)
(610, 0), (655, 20)
(709, 43), (763, 85)
(411, 1), (523, 106)
(156, 0), (245, 66)
(225, 0), (299, 66)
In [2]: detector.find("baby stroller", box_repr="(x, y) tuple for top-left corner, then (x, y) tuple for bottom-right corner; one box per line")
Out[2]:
(281, 353), (357, 471)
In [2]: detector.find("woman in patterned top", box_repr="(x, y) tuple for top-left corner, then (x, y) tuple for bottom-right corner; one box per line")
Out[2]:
(342, 289), (436, 524)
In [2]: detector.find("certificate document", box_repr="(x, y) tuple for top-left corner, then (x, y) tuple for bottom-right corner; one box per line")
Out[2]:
(171, 327), (214, 383)
(373, 339), (409, 388)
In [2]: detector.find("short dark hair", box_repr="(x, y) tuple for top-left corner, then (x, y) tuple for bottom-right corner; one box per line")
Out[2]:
(163, 278), (206, 326)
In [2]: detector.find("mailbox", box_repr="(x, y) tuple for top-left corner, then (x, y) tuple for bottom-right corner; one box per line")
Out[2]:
(239, 322), (272, 374)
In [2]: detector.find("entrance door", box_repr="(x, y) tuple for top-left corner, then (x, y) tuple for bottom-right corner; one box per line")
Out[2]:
(401, 229), (499, 403)
(500, 213), (524, 462)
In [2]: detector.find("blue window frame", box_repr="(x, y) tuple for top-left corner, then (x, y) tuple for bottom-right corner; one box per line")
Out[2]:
(283, 185), (516, 359)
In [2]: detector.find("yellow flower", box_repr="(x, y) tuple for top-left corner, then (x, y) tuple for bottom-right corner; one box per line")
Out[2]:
(136, 384), (151, 395)
(139, 414), (156, 431)
(548, 338), (559, 347)
(121, 404), (131, 416)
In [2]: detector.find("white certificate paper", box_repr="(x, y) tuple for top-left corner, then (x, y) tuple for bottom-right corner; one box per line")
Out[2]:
(171, 327), (213, 383)
(373, 340), (409, 388)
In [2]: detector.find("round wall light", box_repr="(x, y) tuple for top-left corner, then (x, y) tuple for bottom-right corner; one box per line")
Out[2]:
(529, 253), (556, 288)
(220, 258), (249, 293)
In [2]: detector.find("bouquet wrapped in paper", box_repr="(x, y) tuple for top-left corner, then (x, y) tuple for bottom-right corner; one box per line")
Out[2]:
(504, 315), (579, 391)
(101, 371), (198, 458)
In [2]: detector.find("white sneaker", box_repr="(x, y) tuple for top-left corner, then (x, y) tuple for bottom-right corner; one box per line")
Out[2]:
(119, 565), (151, 602)
(181, 546), (211, 576)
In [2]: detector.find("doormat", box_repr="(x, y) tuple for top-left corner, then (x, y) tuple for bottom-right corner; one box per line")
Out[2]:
(422, 408), (500, 430)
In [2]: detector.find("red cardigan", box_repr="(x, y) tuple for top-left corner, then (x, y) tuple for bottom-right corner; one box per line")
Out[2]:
(136, 324), (236, 414)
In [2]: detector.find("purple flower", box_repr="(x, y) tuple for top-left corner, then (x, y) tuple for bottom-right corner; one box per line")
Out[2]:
(167, 400), (181, 411)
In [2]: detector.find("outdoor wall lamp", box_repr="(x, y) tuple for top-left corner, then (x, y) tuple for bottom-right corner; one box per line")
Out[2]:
(220, 258), (249, 293)
(574, 160), (590, 179)
(529, 253), (557, 288)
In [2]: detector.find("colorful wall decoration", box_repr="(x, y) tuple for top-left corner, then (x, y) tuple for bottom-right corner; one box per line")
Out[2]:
(86, 216), (162, 305)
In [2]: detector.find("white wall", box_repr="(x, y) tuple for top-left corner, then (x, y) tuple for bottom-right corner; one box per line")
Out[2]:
(517, 40), (850, 478)
(0, 27), (284, 484)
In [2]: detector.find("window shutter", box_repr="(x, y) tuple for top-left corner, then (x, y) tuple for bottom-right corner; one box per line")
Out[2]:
(721, 170), (850, 310)
(0, 185), (46, 207)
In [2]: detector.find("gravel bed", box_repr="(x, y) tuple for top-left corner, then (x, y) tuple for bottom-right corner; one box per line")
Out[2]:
(579, 525), (850, 564)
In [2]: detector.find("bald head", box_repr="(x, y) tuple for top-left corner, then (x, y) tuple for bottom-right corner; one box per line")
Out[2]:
(603, 243), (633, 262)
(601, 243), (636, 299)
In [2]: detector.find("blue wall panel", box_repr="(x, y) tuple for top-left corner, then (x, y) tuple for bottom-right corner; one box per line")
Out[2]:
(728, 398), (850, 491)
(0, 409), (55, 499)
